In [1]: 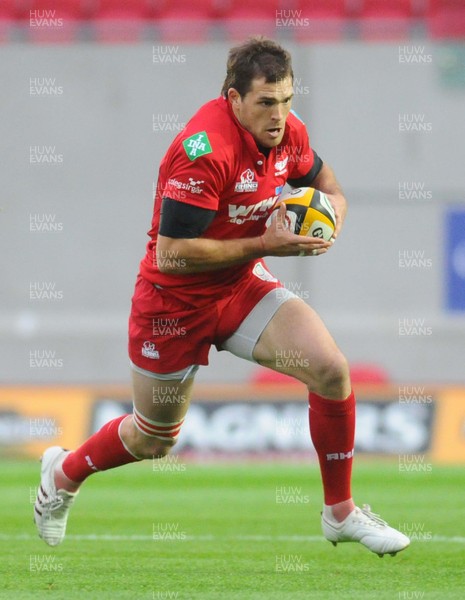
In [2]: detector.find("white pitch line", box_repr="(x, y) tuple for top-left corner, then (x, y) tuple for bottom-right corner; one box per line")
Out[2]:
(1, 534), (465, 543)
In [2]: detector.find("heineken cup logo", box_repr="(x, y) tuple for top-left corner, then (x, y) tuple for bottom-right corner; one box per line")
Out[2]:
(182, 131), (212, 161)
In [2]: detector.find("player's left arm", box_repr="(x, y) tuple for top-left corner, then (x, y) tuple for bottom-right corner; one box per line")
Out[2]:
(286, 113), (348, 240)
(287, 159), (347, 241)
(310, 162), (347, 241)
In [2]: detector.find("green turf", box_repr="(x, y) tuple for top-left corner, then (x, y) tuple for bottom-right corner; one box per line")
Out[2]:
(1, 459), (464, 599)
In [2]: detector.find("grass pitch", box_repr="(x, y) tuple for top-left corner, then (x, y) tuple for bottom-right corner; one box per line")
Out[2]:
(1, 458), (464, 599)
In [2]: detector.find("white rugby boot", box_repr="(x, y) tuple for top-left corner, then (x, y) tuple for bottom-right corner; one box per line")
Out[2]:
(322, 504), (410, 557)
(34, 446), (78, 547)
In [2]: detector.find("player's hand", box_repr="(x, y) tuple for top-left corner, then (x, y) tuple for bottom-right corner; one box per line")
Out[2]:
(260, 203), (331, 257)
(326, 192), (347, 241)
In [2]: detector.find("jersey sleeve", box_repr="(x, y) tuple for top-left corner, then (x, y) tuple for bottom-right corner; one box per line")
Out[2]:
(285, 110), (316, 181)
(162, 130), (228, 211)
(287, 150), (323, 187)
(159, 197), (216, 238)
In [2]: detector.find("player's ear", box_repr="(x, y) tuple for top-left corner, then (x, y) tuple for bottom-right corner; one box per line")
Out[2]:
(227, 88), (241, 107)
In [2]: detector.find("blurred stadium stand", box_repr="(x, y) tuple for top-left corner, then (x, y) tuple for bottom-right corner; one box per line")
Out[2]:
(357, 0), (414, 40)
(155, 0), (222, 43)
(428, 0), (465, 40)
(292, 0), (349, 42)
(0, 0), (464, 42)
(91, 1), (154, 44)
(222, 0), (281, 41)
(251, 363), (390, 385)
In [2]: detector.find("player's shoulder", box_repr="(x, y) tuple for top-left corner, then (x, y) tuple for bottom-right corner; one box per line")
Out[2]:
(169, 97), (234, 165)
(286, 108), (308, 136)
(191, 97), (232, 130)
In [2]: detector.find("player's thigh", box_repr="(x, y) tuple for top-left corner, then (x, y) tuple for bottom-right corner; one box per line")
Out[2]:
(252, 298), (349, 387)
(131, 368), (194, 423)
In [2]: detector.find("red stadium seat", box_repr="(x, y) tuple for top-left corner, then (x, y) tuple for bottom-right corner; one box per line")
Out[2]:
(358, 0), (413, 41)
(155, 0), (220, 43)
(27, 0), (87, 43)
(412, 0), (429, 18)
(428, 0), (465, 40)
(349, 363), (390, 385)
(0, 0), (25, 19)
(359, 0), (413, 18)
(295, 0), (348, 19)
(250, 363), (390, 386)
(91, 0), (153, 43)
(250, 368), (301, 386)
(293, 0), (348, 42)
(222, 0), (281, 42)
(0, 0), (22, 43)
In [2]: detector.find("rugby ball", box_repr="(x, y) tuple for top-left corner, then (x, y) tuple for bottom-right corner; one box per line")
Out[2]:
(270, 187), (336, 241)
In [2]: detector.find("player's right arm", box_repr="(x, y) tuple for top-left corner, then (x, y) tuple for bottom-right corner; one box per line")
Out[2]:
(156, 201), (330, 274)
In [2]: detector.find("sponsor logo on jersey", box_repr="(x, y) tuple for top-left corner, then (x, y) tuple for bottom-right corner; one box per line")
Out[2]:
(167, 177), (204, 195)
(182, 131), (212, 161)
(252, 262), (278, 283)
(228, 194), (279, 224)
(142, 341), (160, 359)
(235, 168), (258, 193)
(274, 155), (288, 176)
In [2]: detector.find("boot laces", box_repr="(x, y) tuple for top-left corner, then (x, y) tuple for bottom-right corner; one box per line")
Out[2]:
(360, 504), (388, 528)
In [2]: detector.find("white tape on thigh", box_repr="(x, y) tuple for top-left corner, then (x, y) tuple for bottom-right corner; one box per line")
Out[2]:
(130, 360), (199, 381)
(133, 407), (184, 440)
(221, 287), (299, 362)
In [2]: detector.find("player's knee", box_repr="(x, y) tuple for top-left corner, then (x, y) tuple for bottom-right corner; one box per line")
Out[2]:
(131, 429), (178, 460)
(128, 412), (184, 460)
(140, 436), (177, 460)
(311, 353), (350, 396)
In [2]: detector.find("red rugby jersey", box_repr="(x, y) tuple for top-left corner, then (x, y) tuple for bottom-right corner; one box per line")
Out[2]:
(139, 96), (315, 299)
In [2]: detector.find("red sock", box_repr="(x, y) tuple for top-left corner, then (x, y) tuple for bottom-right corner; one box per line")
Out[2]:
(62, 415), (140, 483)
(308, 391), (355, 505)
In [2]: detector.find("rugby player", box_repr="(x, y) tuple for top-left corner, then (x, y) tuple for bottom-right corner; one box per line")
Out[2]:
(35, 37), (409, 557)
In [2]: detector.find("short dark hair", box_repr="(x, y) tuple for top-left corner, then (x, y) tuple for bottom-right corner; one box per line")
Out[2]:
(221, 36), (293, 98)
